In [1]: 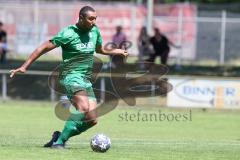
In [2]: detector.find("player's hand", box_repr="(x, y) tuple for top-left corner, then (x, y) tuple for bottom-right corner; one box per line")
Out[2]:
(121, 50), (128, 57)
(9, 67), (26, 78)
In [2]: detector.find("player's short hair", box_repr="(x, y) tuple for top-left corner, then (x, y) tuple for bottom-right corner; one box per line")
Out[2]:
(79, 6), (95, 18)
(0, 21), (3, 26)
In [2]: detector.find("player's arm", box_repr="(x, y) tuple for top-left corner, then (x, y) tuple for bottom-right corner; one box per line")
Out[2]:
(95, 45), (128, 57)
(10, 41), (56, 78)
(165, 37), (181, 49)
(168, 39), (181, 49)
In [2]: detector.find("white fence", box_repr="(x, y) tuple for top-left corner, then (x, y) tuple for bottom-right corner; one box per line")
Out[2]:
(1, 70), (240, 109)
(0, 69), (157, 102)
(0, 70), (56, 101)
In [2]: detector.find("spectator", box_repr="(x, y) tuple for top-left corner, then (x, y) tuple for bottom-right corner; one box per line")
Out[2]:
(0, 21), (7, 64)
(111, 25), (127, 68)
(147, 28), (180, 65)
(137, 26), (151, 69)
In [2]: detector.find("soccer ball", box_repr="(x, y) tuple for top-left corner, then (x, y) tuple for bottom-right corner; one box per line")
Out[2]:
(90, 134), (111, 152)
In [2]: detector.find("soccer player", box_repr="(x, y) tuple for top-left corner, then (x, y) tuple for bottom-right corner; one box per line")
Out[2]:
(10, 6), (128, 149)
(0, 21), (7, 64)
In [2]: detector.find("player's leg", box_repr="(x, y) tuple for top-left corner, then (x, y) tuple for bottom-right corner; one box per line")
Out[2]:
(65, 91), (97, 134)
(145, 52), (156, 69)
(75, 86), (98, 133)
(160, 49), (169, 65)
(146, 53), (156, 63)
(45, 75), (96, 148)
(79, 99), (98, 132)
(71, 90), (90, 112)
(86, 100), (97, 124)
(52, 88), (97, 148)
(2, 50), (6, 63)
(0, 48), (7, 64)
(53, 90), (90, 147)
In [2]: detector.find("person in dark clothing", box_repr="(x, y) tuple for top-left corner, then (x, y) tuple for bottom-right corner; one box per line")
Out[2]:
(147, 28), (179, 65)
(0, 21), (7, 64)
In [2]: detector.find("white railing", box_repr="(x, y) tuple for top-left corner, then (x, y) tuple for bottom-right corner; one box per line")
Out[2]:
(0, 69), (161, 102)
(1, 69), (240, 102)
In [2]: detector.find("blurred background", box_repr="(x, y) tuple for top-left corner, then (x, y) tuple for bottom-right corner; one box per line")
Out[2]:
(0, 0), (240, 109)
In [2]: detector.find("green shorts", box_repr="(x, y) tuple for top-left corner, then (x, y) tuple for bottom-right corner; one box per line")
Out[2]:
(59, 74), (96, 101)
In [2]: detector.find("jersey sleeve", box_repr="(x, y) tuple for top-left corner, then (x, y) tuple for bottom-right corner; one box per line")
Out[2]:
(96, 28), (103, 46)
(50, 26), (73, 47)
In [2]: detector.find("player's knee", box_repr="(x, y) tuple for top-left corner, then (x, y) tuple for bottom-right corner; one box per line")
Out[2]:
(74, 102), (90, 112)
(82, 102), (90, 112)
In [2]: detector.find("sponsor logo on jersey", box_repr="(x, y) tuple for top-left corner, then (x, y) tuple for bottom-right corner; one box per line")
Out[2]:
(77, 42), (94, 49)
(89, 33), (92, 38)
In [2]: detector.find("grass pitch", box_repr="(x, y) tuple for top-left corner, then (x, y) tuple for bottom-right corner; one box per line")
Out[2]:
(0, 100), (240, 160)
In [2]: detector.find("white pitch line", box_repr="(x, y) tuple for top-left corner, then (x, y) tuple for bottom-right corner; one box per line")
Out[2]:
(67, 139), (240, 146)
(5, 139), (240, 147)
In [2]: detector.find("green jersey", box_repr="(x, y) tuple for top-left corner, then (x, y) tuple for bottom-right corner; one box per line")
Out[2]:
(50, 25), (102, 79)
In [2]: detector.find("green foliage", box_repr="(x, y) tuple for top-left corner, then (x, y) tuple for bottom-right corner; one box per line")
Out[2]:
(194, 0), (239, 3)
(159, 0), (239, 3)
(208, 0), (239, 3)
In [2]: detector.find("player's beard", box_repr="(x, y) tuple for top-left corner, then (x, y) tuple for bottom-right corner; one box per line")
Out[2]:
(77, 22), (94, 32)
(86, 24), (95, 30)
